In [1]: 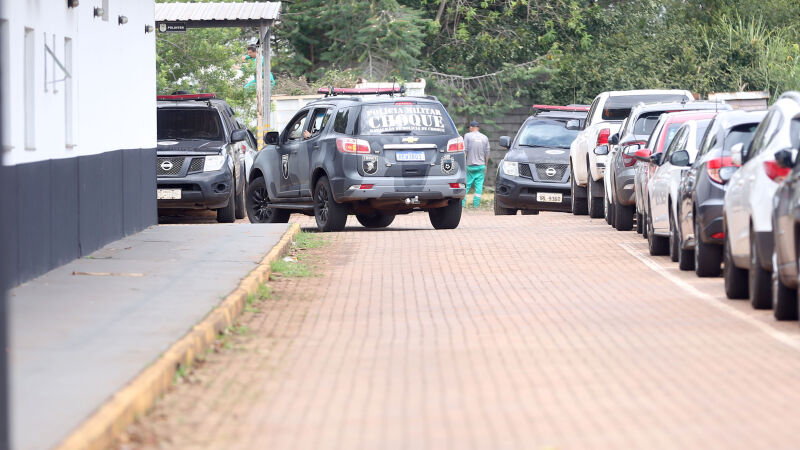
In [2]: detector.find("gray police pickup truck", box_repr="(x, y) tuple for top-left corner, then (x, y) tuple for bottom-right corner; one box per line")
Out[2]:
(156, 93), (253, 223)
(246, 88), (467, 231)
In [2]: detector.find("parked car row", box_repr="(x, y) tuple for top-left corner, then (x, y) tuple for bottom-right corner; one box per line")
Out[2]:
(570, 89), (800, 324)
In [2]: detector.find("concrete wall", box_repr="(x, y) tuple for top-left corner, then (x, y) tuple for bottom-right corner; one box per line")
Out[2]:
(1, 0), (157, 287)
(452, 104), (533, 187)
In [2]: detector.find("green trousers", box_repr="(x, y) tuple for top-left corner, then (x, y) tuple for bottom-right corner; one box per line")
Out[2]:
(464, 165), (486, 208)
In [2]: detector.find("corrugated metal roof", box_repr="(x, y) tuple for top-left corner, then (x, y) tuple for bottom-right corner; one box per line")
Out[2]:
(155, 2), (281, 23)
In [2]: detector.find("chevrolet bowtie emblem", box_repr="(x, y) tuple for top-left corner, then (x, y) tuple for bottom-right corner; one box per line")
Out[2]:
(402, 137), (419, 143)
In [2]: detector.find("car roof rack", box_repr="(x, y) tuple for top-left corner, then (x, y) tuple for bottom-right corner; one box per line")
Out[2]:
(533, 104), (590, 112)
(318, 86), (406, 97)
(157, 93), (217, 101)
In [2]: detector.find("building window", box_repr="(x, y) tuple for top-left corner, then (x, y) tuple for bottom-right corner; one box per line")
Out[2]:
(24, 27), (35, 151)
(64, 37), (74, 147)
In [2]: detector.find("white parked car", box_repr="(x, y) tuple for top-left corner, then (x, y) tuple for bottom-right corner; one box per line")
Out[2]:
(570, 89), (693, 217)
(645, 115), (715, 261)
(723, 93), (800, 308)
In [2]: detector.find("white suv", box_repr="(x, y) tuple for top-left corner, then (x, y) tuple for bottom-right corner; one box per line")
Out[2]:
(723, 92), (800, 308)
(570, 89), (693, 217)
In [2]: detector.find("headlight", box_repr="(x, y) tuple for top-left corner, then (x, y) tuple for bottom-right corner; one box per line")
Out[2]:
(204, 154), (226, 172)
(502, 161), (519, 177)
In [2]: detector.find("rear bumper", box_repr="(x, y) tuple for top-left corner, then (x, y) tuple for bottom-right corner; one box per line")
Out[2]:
(614, 170), (636, 205)
(695, 200), (724, 245)
(157, 168), (233, 210)
(333, 177), (465, 202)
(495, 174), (571, 212)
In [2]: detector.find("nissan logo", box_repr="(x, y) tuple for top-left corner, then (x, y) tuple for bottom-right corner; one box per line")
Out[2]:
(160, 160), (174, 171)
(545, 167), (557, 177)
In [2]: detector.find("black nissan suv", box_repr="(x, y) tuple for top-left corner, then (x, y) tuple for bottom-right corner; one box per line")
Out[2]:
(246, 87), (467, 231)
(156, 93), (251, 223)
(494, 105), (588, 215)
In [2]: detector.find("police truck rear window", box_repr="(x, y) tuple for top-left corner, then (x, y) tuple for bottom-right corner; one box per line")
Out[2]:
(359, 104), (454, 135)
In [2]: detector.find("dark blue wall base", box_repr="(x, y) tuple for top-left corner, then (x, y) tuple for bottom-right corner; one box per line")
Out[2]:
(1, 148), (156, 288)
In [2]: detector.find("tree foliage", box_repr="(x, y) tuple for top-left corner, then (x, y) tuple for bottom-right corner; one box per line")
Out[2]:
(155, 0), (800, 127)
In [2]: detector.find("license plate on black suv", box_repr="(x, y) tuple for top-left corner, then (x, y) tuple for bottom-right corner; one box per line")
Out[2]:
(396, 151), (425, 162)
(537, 192), (562, 203)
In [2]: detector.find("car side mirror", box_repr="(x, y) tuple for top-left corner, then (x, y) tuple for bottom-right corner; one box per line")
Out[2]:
(670, 150), (691, 167)
(565, 119), (582, 131)
(231, 129), (247, 143)
(650, 152), (663, 165)
(633, 148), (652, 161)
(608, 133), (620, 145)
(623, 143), (643, 155)
(774, 148), (796, 169)
(264, 131), (280, 146)
(730, 143), (744, 166)
(593, 144), (609, 156)
(499, 136), (511, 149)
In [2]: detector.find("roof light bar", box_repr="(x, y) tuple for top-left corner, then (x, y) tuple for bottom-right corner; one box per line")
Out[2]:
(532, 104), (590, 112)
(318, 86), (406, 97)
(156, 93), (217, 101)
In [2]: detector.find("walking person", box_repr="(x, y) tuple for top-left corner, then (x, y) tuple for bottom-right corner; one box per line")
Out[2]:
(463, 121), (490, 208)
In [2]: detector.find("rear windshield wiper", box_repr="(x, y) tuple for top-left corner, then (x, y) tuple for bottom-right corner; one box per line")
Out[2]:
(381, 130), (414, 134)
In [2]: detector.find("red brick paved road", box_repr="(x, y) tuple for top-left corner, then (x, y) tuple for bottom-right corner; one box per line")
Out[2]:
(125, 210), (800, 449)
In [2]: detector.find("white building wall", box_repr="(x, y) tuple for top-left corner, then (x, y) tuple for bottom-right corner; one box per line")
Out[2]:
(1, 0), (156, 166)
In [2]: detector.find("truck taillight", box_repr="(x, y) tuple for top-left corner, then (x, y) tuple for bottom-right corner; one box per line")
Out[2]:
(597, 128), (610, 146)
(447, 136), (464, 152)
(707, 156), (736, 184)
(336, 137), (371, 154)
(764, 160), (791, 183)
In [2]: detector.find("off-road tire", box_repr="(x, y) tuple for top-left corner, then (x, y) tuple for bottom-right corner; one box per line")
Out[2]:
(587, 166), (603, 218)
(494, 200), (516, 215)
(636, 212), (644, 234)
(356, 213), (395, 228)
(749, 230), (772, 309)
(772, 268), (798, 320)
(234, 178), (246, 220)
(570, 166), (588, 215)
(605, 188), (613, 225)
(314, 176), (348, 232)
(724, 233), (748, 299)
(216, 187), (236, 223)
(669, 210), (680, 262)
(694, 219), (722, 277)
(246, 177), (290, 224)
(647, 207), (669, 256)
(643, 212), (649, 238)
(615, 203), (634, 231)
(429, 199), (462, 230)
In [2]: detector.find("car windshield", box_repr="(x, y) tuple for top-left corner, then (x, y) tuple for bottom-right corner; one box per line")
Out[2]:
(723, 123), (759, 156)
(603, 94), (688, 121)
(157, 108), (224, 140)
(359, 103), (455, 136)
(516, 120), (579, 149)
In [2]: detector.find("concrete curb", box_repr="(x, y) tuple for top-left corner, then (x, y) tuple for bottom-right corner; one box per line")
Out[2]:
(56, 223), (302, 450)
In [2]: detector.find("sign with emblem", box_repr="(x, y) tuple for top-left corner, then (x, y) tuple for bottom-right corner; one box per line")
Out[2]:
(401, 136), (419, 144)
(362, 155), (379, 175)
(158, 22), (186, 33)
(440, 154), (455, 175)
(281, 154), (290, 179)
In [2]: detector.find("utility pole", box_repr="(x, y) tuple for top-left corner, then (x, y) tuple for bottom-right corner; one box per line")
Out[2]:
(256, 24), (272, 148)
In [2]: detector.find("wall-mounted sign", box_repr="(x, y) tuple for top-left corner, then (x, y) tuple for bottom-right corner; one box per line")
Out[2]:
(158, 23), (186, 33)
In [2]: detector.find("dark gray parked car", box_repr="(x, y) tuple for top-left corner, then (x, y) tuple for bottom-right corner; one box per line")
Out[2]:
(676, 110), (765, 276)
(604, 101), (731, 231)
(494, 105), (587, 215)
(246, 89), (467, 231)
(156, 93), (251, 223)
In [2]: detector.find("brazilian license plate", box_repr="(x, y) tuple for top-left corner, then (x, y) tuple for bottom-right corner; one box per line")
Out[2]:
(536, 192), (562, 203)
(396, 151), (425, 162)
(157, 189), (181, 200)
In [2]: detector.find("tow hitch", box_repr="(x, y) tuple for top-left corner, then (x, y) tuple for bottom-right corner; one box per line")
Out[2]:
(404, 196), (421, 205)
